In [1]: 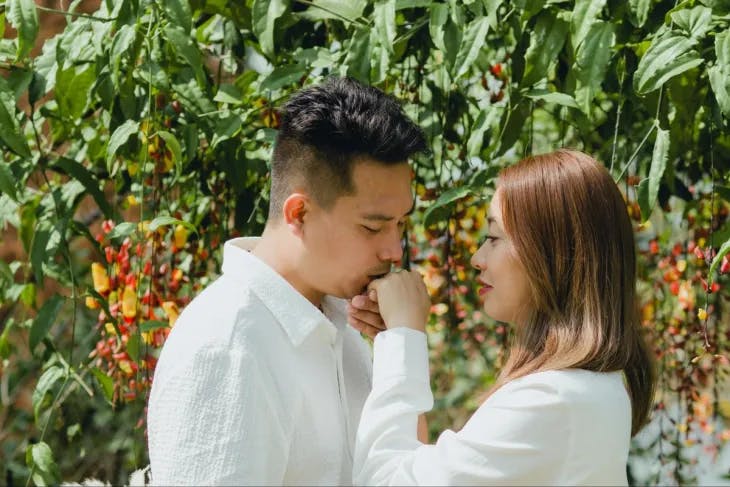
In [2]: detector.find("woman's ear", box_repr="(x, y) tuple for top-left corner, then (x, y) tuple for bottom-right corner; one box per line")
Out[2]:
(282, 193), (309, 237)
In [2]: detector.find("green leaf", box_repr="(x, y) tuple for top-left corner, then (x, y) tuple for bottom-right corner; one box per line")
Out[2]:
(396, 0), (431, 8)
(106, 221), (137, 242)
(110, 24), (137, 83)
(0, 79), (30, 158)
(164, 0), (192, 32)
(298, 0), (366, 23)
(126, 333), (140, 363)
(164, 26), (206, 86)
(52, 158), (113, 217)
(26, 442), (60, 485)
(7, 0), (39, 60)
(157, 131), (183, 171)
(140, 320), (169, 332)
(634, 33), (703, 94)
(647, 127), (669, 216)
(709, 66), (730, 117)
(636, 177), (651, 222)
(149, 215), (197, 234)
(0, 318), (15, 359)
(29, 294), (65, 352)
(106, 120), (140, 171)
(252, 0), (288, 58)
(424, 186), (474, 228)
(32, 365), (65, 419)
(453, 16), (490, 79)
(345, 27), (372, 82)
(571, 0), (606, 50)
(574, 21), (615, 113)
(525, 89), (580, 109)
(213, 84), (244, 104)
(629, 0), (651, 27)
(260, 64), (307, 91)
(374, 0), (396, 55)
(521, 11), (569, 87)
(709, 239), (730, 279)
(671, 6), (712, 40)
(709, 31), (730, 117)
(466, 108), (500, 157)
(91, 367), (114, 403)
(0, 162), (18, 200)
(429, 3), (449, 53)
(30, 224), (51, 286)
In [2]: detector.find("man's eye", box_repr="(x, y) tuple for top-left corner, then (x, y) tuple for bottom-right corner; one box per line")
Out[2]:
(362, 225), (380, 234)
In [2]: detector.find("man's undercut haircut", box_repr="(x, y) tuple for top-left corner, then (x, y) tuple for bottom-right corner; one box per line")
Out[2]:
(269, 76), (427, 219)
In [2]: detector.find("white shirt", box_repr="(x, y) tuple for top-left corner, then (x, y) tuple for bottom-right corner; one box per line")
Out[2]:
(354, 328), (632, 486)
(147, 237), (373, 486)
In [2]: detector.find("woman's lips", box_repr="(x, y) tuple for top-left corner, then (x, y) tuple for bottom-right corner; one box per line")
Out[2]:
(478, 284), (493, 295)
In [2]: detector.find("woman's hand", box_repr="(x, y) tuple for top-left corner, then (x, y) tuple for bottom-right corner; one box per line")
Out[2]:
(367, 270), (431, 333)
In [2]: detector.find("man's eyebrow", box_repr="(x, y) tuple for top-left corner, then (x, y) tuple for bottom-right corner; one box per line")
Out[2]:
(362, 202), (415, 221)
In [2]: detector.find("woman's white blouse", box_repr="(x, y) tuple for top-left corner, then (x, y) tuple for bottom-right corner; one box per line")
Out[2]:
(353, 328), (632, 486)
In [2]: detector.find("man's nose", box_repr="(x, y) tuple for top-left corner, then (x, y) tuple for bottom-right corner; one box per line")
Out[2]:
(378, 232), (404, 263)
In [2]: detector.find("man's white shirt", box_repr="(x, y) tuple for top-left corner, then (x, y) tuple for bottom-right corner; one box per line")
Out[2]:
(147, 237), (373, 486)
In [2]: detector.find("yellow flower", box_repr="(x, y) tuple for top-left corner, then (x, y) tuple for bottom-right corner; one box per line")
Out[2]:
(105, 322), (117, 335)
(697, 308), (708, 321)
(122, 286), (137, 319)
(85, 296), (99, 309)
(174, 224), (189, 248)
(118, 360), (133, 375)
(91, 263), (110, 294)
(162, 301), (180, 327)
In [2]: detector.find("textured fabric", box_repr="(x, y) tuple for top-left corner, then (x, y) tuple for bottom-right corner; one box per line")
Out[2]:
(147, 237), (373, 486)
(354, 328), (632, 486)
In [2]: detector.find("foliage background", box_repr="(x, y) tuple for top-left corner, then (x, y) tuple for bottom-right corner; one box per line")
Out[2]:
(1, 0), (729, 485)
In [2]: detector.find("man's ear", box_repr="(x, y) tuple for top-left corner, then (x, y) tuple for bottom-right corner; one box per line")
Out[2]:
(282, 193), (309, 236)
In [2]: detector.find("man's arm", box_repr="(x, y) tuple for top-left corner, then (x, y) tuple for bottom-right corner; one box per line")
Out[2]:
(147, 346), (290, 485)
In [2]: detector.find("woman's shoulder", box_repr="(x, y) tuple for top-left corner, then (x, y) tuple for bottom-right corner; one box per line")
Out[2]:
(497, 368), (627, 405)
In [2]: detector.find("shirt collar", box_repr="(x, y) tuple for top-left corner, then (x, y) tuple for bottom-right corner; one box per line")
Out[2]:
(221, 237), (340, 346)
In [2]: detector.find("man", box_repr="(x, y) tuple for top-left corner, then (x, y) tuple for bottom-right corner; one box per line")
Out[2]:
(147, 76), (426, 485)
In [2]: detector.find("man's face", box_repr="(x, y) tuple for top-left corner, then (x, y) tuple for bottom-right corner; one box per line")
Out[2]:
(299, 158), (413, 300)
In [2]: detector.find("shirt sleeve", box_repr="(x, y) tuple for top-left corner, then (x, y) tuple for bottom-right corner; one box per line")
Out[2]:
(353, 328), (569, 486)
(147, 345), (292, 486)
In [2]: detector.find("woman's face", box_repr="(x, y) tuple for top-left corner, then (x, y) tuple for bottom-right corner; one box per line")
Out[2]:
(470, 188), (533, 326)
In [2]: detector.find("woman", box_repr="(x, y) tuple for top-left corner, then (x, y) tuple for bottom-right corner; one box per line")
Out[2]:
(349, 149), (656, 486)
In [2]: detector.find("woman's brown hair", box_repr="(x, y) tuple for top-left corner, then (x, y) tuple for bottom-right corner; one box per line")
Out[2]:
(490, 149), (656, 436)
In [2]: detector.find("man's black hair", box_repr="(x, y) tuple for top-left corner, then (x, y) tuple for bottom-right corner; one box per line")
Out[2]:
(269, 76), (427, 219)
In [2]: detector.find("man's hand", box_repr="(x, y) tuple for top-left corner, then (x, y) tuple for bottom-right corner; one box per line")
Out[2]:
(347, 291), (385, 339)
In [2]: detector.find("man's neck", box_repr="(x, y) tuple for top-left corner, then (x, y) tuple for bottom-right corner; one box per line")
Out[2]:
(250, 228), (324, 308)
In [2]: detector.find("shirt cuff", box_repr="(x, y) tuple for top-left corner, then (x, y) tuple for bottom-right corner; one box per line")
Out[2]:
(372, 328), (429, 386)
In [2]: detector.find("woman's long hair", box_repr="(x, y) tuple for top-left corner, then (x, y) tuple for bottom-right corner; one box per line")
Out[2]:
(489, 149), (656, 436)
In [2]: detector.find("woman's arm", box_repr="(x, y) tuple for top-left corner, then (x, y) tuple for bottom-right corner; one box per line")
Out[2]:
(353, 328), (569, 486)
